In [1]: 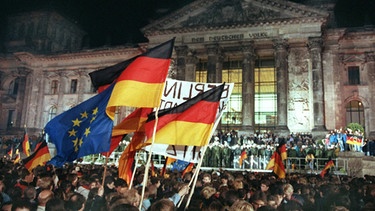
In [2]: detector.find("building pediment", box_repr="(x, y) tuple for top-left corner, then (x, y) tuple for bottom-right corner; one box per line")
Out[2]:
(142, 0), (329, 36)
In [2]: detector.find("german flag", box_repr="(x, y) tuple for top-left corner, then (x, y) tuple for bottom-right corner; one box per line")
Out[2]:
(239, 150), (247, 167)
(22, 128), (30, 156)
(278, 139), (287, 161)
(22, 140), (51, 172)
(105, 39), (174, 117)
(144, 84), (224, 147)
(266, 150), (286, 179)
(320, 160), (334, 178)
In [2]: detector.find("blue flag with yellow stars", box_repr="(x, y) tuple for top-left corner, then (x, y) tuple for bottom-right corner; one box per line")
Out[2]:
(46, 84), (114, 167)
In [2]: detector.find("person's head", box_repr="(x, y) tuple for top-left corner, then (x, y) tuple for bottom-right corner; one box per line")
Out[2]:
(109, 203), (138, 211)
(230, 199), (254, 211)
(104, 176), (115, 190)
(260, 180), (270, 192)
(10, 199), (34, 211)
(1, 201), (12, 211)
(66, 173), (78, 187)
(45, 197), (66, 211)
(66, 193), (85, 211)
(202, 173), (211, 185)
(149, 199), (176, 211)
(38, 190), (54, 206)
(119, 189), (141, 208)
(114, 178), (128, 194)
(20, 169), (34, 183)
(24, 186), (36, 200)
(282, 183), (294, 200)
(200, 186), (216, 200)
(37, 176), (54, 191)
(150, 177), (161, 188)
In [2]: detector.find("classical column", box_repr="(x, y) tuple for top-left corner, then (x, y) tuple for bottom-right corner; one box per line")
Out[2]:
(365, 52), (375, 137)
(185, 51), (198, 82)
(174, 45), (188, 81)
(241, 41), (255, 133)
(205, 44), (222, 83)
(308, 37), (326, 132)
(273, 39), (289, 135)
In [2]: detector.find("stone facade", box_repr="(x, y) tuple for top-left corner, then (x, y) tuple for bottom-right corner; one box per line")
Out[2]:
(0, 0), (375, 139)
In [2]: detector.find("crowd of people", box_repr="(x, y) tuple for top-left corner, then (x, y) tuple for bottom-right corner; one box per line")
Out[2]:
(201, 130), (374, 169)
(0, 130), (374, 211)
(0, 157), (374, 211)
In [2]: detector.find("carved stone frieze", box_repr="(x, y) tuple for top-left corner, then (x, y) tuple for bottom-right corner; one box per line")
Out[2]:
(339, 53), (366, 64)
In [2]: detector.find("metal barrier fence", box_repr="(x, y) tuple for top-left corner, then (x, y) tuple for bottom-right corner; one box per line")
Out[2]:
(81, 151), (348, 175)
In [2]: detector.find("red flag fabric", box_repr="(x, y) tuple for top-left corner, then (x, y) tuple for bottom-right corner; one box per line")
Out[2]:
(112, 108), (153, 137)
(320, 160), (334, 178)
(22, 140), (51, 172)
(279, 142), (287, 161)
(144, 84), (224, 147)
(118, 132), (147, 184)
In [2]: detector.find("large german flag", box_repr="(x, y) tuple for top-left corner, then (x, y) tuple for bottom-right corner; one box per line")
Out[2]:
(266, 150), (286, 179)
(22, 140), (51, 172)
(106, 39), (174, 117)
(144, 84), (224, 147)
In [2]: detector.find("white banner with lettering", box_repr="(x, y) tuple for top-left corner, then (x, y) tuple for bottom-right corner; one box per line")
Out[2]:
(144, 79), (234, 163)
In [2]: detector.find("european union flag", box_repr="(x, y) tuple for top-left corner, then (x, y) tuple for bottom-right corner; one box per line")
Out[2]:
(46, 84), (114, 167)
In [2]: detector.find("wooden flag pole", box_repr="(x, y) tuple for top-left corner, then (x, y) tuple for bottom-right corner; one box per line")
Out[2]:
(101, 152), (109, 187)
(139, 107), (160, 210)
(129, 152), (139, 189)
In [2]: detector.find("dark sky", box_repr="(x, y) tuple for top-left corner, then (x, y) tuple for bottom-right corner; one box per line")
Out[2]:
(0, 0), (374, 48)
(0, 0), (194, 47)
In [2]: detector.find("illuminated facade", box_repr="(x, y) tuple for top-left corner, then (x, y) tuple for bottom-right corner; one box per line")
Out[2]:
(0, 0), (374, 139)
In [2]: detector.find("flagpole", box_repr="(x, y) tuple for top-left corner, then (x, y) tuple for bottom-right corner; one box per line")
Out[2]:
(101, 152), (109, 187)
(129, 152), (139, 189)
(139, 107), (160, 210)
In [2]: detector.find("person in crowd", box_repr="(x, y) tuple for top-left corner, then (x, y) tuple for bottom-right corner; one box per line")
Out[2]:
(14, 169), (35, 194)
(44, 197), (65, 211)
(37, 190), (54, 211)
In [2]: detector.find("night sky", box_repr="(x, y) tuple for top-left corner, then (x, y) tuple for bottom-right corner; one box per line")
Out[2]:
(0, 0), (374, 48)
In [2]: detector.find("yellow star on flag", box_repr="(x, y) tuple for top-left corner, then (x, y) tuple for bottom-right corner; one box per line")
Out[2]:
(72, 118), (82, 127)
(84, 127), (91, 137)
(80, 111), (88, 119)
(68, 129), (77, 137)
(92, 107), (98, 115)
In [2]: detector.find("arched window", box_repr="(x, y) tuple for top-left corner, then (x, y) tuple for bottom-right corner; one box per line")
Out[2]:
(48, 106), (57, 122)
(346, 100), (364, 126)
(8, 78), (19, 95)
